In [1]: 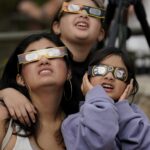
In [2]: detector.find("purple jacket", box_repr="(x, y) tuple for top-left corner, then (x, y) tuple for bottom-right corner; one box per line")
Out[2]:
(61, 85), (150, 150)
(115, 100), (150, 150)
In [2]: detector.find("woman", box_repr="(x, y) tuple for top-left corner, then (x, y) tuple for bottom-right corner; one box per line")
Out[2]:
(0, 32), (72, 149)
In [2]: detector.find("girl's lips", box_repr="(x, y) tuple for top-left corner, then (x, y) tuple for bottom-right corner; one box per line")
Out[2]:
(102, 83), (114, 93)
(75, 20), (89, 30)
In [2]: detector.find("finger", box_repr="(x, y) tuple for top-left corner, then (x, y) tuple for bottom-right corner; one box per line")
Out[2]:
(128, 79), (134, 93)
(25, 103), (37, 114)
(8, 107), (17, 120)
(20, 107), (31, 126)
(82, 74), (86, 87)
(81, 73), (88, 95)
(15, 109), (26, 125)
(84, 73), (92, 88)
(25, 104), (37, 123)
(119, 81), (133, 101)
(82, 73), (86, 85)
(125, 79), (134, 97)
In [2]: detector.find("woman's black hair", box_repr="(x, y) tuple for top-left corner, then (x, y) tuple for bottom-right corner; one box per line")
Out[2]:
(0, 32), (71, 141)
(89, 47), (139, 98)
(1, 32), (65, 88)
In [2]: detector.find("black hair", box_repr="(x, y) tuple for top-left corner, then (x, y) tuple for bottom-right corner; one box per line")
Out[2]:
(0, 32), (71, 146)
(89, 47), (139, 98)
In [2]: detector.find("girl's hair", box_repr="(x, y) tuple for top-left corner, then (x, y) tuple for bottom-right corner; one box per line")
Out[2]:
(50, 0), (105, 33)
(89, 47), (139, 97)
(0, 32), (70, 145)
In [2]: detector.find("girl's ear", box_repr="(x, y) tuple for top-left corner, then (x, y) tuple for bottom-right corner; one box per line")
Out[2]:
(98, 28), (105, 42)
(16, 74), (26, 86)
(52, 21), (61, 35)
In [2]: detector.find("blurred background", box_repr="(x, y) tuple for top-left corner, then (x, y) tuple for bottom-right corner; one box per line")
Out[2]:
(0, 0), (150, 118)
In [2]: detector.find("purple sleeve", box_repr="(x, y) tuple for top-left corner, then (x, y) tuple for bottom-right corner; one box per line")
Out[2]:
(115, 101), (150, 150)
(61, 85), (119, 150)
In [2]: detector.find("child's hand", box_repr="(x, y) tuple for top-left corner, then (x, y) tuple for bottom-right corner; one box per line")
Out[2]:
(81, 73), (93, 95)
(119, 79), (133, 101)
(0, 88), (37, 126)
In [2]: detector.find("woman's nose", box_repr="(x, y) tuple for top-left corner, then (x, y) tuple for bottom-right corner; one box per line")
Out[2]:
(38, 56), (50, 65)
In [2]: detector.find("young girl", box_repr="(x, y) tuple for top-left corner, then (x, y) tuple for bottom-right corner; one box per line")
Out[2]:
(0, 32), (72, 149)
(61, 47), (150, 149)
(51, 0), (106, 108)
(0, 0), (106, 123)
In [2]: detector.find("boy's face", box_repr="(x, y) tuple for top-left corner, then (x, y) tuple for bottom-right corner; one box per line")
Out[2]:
(53, 0), (104, 45)
(90, 54), (128, 101)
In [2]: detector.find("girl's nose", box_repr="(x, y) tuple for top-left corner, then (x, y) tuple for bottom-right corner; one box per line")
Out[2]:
(104, 72), (115, 81)
(79, 10), (88, 18)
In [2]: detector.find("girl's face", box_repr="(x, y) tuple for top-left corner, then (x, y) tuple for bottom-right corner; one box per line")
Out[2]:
(53, 0), (104, 44)
(90, 54), (128, 100)
(17, 38), (69, 91)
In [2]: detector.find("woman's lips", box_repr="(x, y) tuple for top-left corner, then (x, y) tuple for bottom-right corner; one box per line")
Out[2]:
(38, 67), (52, 75)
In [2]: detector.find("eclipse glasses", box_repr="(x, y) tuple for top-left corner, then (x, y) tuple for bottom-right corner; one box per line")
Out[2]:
(88, 64), (127, 81)
(18, 47), (67, 64)
(61, 2), (105, 19)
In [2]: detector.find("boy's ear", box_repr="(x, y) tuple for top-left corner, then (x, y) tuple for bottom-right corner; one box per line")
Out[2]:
(52, 21), (61, 35)
(16, 74), (25, 86)
(98, 28), (105, 42)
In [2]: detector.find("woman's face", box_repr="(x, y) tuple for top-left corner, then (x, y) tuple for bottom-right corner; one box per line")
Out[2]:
(53, 0), (104, 44)
(90, 54), (128, 100)
(18, 38), (69, 91)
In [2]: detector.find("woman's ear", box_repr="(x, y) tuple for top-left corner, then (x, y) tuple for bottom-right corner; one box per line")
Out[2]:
(67, 70), (72, 80)
(16, 74), (26, 86)
(98, 28), (105, 42)
(52, 21), (61, 35)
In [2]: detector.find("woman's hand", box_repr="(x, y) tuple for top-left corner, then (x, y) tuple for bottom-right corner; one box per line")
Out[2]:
(81, 73), (93, 95)
(0, 101), (9, 121)
(0, 88), (37, 126)
(119, 79), (134, 101)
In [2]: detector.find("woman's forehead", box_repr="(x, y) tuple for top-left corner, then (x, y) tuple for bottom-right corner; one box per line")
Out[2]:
(25, 39), (57, 53)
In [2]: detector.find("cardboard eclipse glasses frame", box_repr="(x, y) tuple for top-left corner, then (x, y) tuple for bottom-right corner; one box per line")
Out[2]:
(88, 64), (127, 81)
(18, 47), (67, 64)
(61, 2), (105, 19)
